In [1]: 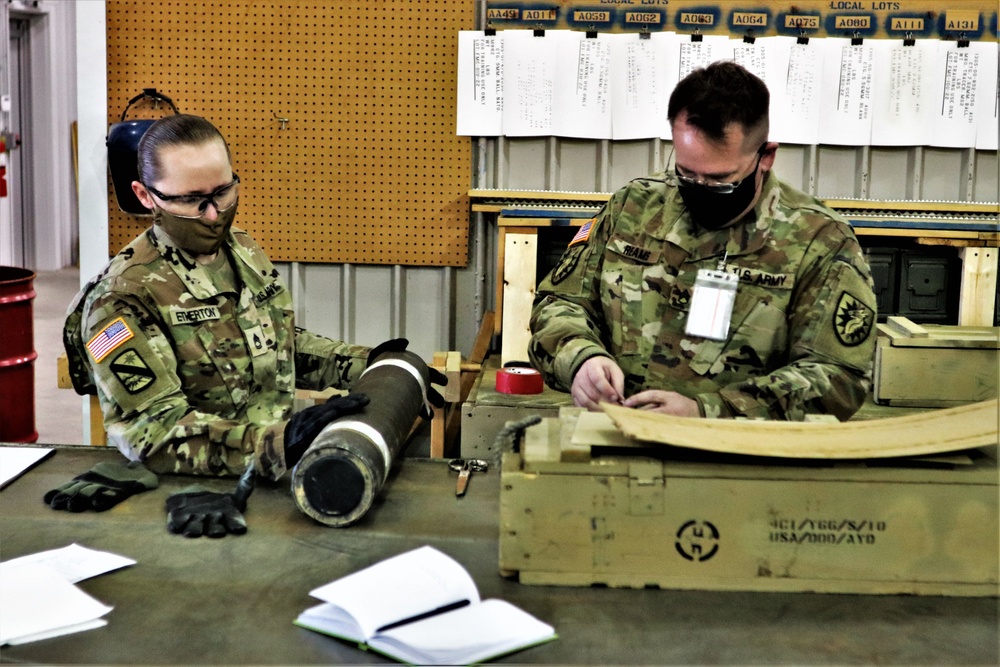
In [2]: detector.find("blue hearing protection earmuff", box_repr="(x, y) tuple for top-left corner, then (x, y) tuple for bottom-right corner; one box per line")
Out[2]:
(107, 89), (179, 215)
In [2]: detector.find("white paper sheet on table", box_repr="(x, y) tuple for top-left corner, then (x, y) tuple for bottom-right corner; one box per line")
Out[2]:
(0, 563), (112, 645)
(2, 543), (136, 583)
(0, 446), (54, 490)
(0, 544), (135, 645)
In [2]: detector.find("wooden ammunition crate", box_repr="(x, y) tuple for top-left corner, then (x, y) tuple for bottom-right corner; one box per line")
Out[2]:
(460, 355), (572, 460)
(499, 410), (999, 596)
(874, 316), (999, 407)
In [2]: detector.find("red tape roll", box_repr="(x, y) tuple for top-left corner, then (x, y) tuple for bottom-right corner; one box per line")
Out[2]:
(495, 367), (544, 395)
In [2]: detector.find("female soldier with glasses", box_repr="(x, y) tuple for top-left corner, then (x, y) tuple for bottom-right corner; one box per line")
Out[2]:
(64, 115), (373, 493)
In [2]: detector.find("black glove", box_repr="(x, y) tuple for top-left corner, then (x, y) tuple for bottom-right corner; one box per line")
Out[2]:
(165, 487), (245, 539)
(421, 367), (448, 419)
(366, 337), (410, 367)
(367, 338), (447, 419)
(44, 460), (158, 512)
(164, 464), (257, 538)
(284, 393), (371, 467)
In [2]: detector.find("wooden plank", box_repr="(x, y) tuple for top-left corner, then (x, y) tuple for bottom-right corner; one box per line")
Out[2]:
(58, 353), (107, 446)
(497, 217), (591, 228)
(919, 234), (1000, 247)
(571, 411), (645, 450)
(523, 418), (561, 464)
(877, 321), (1000, 349)
(958, 247), (998, 326)
(855, 228), (982, 239)
(473, 192), (1000, 217)
(497, 217), (567, 228)
(56, 354), (72, 390)
(470, 311), (494, 364)
(443, 371), (479, 458)
(874, 346), (999, 404)
(495, 228), (506, 335)
(823, 199), (1000, 214)
(883, 316), (929, 338)
(500, 230), (539, 366)
(444, 351), (462, 403)
(89, 395), (107, 447)
(883, 328), (1000, 349)
(914, 237), (999, 248)
(469, 188), (611, 203)
(430, 352), (447, 458)
(602, 399), (1000, 459)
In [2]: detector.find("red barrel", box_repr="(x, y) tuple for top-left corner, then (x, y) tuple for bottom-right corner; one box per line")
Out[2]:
(0, 266), (38, 442)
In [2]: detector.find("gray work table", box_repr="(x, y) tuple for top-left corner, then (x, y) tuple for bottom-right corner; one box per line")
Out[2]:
(1, 444), (997, 666)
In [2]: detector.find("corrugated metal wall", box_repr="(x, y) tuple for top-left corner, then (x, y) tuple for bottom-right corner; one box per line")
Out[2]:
(277, 140), (998, 359)
(481, 137), (999, 203)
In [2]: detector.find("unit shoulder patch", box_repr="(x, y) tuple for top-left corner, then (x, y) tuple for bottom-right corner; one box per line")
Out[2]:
(110, 348), (157, 394)
(550, 245), (586, 285)
(833, 291), (874, 346)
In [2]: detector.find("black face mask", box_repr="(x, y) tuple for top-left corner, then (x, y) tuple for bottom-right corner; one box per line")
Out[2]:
(676, 158), (762, 231)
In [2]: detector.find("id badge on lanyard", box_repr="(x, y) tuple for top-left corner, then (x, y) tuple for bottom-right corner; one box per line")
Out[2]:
(685, 265), (738, 341)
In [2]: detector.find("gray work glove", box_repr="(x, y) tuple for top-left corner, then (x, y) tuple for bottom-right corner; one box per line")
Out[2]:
(165, 464), (257, 538)
(367, 338), (447, 419)
(44, 460), (158, 512)
(283, 393), (371, 467)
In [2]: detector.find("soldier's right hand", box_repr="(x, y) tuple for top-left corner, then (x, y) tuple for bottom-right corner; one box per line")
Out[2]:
(283, 393), (370, 466)
(571, 356), (625, 411)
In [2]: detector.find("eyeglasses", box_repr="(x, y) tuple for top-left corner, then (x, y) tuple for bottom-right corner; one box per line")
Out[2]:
(144, 173), (240, 218)
(670, 144), (766, 194)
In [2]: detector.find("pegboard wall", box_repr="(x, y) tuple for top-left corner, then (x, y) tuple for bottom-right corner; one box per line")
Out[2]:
(106, 0), (473, 266)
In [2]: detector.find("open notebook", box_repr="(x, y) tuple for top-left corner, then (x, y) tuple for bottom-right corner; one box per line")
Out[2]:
(294, 545), (556, 665)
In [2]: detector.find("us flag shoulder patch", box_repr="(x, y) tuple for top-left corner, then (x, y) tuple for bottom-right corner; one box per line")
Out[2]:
(86, 317), (134, 362)
(569, 219), (594, 247)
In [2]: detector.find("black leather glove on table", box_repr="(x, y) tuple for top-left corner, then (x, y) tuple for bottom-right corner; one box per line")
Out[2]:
(367, 337), (448, 419)
(165, 464), (257, 538)
(165, 488), (248, 538)
(44, 460), (158, 512)
(283, 393), (370, 468)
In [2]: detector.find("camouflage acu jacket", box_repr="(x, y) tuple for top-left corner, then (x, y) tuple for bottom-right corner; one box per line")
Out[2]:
(64, 226), (370, 479)
(528, 172), (877, 421)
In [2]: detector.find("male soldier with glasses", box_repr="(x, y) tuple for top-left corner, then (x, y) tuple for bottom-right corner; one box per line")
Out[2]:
(529, 61), (877, 421)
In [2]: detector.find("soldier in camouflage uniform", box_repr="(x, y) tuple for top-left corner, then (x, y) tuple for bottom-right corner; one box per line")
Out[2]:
(529, 62), (876, 421)
(64, 115), (372, 480)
